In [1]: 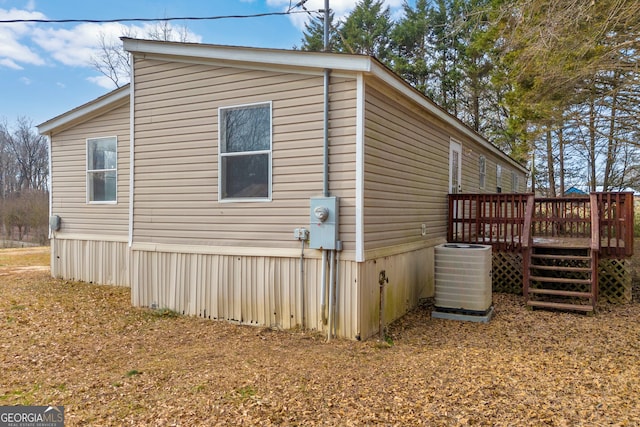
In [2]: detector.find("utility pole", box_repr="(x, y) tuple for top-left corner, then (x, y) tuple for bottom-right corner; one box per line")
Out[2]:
(323, 0), (329, 51)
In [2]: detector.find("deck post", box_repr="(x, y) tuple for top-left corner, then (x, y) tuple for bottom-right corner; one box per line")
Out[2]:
(590, 193), (601, 307)
(522, 195), (535, 301)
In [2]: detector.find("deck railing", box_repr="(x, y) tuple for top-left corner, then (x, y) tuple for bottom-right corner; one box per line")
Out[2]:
(447, 193), (529, 251)
(531, 197), (593, 238)
(447, 192), (634, 258)
(597, 192), (634, 257)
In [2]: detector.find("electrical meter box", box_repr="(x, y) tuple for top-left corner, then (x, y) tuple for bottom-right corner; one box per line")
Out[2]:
(49, 215), (61, 232)
(309, 196), (339, 250)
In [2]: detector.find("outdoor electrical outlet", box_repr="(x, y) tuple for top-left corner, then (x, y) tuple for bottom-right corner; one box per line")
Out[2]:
(294, 228), (309, 241)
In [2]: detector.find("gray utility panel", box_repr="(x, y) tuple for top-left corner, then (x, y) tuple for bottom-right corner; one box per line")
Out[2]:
(309, 196), (339, 250)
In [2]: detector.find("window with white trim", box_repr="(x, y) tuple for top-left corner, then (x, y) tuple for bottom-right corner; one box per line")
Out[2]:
(219, 102), (272, 201)
(496, 164), (502, 193)
(511, 171), (519, 193)
(479, 155), (486, 189)
(87, 136), (117, 203)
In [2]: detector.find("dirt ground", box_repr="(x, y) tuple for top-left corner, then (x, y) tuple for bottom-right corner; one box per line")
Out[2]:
(1, 247), (640, 426)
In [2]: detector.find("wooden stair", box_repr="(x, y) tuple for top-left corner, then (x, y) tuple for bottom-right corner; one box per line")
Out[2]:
(524, 246), (598, 313)
(522, 193), (600, 313)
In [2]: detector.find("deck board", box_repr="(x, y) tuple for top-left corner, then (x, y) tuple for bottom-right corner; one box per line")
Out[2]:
(532, 237), (591, 248)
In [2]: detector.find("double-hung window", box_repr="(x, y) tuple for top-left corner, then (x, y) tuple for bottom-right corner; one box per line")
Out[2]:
(496, 165), (502, 193)
(87, 136), (117, 203)
(512, 171), (519, 193)
(219, 102), (272, 201)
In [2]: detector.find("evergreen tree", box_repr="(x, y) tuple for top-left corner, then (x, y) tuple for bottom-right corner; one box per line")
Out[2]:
(339, 0), (392, 61)
(299, 11), (339, 52)
(390, 0), (432, 94)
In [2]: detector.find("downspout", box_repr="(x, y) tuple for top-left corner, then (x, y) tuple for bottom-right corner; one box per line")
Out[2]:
(327, 248), (335, 341)
(320, 0), (340, 339)
(323, 74), (330, 196)
(322, 0), (330, 197)
(333, 240), (342, 338)
(299, 236), (306, 328)
(321, 68), (332, 332)
(320, 0), (331, 329)
(320, 250), (328, 325)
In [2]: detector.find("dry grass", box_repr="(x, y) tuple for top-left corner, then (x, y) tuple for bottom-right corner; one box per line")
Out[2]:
(1, 247), (640, 425)
(0, 247), (49, 267)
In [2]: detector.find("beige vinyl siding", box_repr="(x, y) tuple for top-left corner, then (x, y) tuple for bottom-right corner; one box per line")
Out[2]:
(132, 58), (357, 251)
(461, 151), (527, 194)
(131, 250), (360, 338)
(363, 82), (451, 250)
(361, 78), (526, 254)
(52, 238), (130, 286)
(459, 147), (523, 194)
(50, 102), (130, 235)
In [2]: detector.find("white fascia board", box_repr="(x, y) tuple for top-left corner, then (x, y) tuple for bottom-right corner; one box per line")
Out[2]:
(38, 86), (130, 135)
(122, 38), (372, 73)
(368, 61), (528, 174)
(128, 54), (135, 247)
(47, 135), (52, 239)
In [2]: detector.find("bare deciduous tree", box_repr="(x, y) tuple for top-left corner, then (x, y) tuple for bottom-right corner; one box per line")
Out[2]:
(0, 117), (48, 192)
(0, 117), (49, 244)
(90, 21), (195, 88)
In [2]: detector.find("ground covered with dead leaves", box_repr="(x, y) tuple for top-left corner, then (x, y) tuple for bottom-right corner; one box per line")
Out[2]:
(1, 248), (640, 426)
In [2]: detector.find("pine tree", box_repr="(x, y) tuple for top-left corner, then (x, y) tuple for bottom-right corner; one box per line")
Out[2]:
(390, 0), (432, 94)
(339, 0), (392, 61)
(299, 11), (339, 52)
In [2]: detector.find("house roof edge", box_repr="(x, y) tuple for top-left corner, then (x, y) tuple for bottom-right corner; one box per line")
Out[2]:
(368, 61), (527, 174)
(121, 37), (373, 73)
(38, 84), (130, 135)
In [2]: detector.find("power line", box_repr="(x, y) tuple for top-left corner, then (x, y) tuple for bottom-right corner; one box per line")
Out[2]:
(0, 10), (314, 24)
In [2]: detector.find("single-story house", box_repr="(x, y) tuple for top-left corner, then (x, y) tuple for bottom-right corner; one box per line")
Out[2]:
(38, 38), (527, 340)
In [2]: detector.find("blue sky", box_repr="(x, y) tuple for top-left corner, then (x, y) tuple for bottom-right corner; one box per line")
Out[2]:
(0, 0), (409, 128)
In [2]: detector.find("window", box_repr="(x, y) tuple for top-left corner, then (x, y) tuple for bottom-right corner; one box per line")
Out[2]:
(496, 164), (502, 193)
(479, 155), (486, 189)
(511, 171), (519, 193)
(219, 102), (272, 201)
(87, 137), (117, 203)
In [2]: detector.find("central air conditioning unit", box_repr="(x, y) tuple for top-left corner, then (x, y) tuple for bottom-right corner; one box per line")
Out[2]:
(433, 243), (493, 321)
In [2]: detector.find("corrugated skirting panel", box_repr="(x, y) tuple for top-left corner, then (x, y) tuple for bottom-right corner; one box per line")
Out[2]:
(358, 246), (435, 340)
(52, 238), (130, 286)
(131, 250), (360, 339)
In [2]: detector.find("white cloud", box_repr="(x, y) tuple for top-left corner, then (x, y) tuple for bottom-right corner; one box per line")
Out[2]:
(32, 22), (127, 67)
(32, 21), (202, 68)
(19, 76), (31, 85)
(1, 4), (203, 80)
(86, 75), (120, 90)
(0, 58), (23, 70)
(267, 0), (405, 30)
(56, 82), (65, 88)
(0, 8), (46, 68)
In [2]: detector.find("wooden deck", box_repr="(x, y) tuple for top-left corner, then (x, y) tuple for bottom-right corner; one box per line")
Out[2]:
(448, 192), (634, 258)
(532, 237), (591, 248)
(447, 192), (634, 313)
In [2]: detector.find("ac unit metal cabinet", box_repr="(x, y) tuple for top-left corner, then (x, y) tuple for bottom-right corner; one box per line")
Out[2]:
(434, 243), (492, 313)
